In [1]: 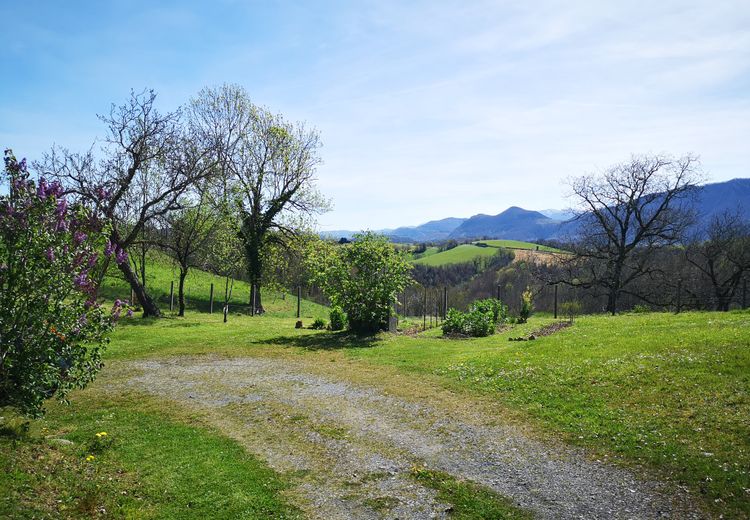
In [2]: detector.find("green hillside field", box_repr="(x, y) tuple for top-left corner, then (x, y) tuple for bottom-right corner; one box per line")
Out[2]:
(412, 240), (561, 266)
(100, 252), (328, 319)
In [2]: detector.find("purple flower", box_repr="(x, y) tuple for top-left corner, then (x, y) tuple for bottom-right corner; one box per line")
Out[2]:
(87, 253), (98, 268)
(115, 247), (128, 265)
(55, 199), (67, 219)
(37, 178), (48, 199)
(73, 272), (89, 288)
(95, 186), (111, 201)
(46, 181), (63, 198)
(104, 241), (114, 257)
(126, 308), (134, 318)
(73, 231), (87, 245)
(46, 248), (55, 262)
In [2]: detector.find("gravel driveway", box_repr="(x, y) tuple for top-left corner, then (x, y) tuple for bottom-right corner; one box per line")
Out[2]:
(122, 355), (700, 519)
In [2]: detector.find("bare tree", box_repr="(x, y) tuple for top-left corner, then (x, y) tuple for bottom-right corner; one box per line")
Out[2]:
(44, 90), (215, 317)
(564, 154), (703, 314)
(685, 211), (750, 311)
(159, 186), (219, 316)
(190, 84), (329, 314)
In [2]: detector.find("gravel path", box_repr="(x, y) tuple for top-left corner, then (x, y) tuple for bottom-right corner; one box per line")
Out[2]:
(122, 356), (700, 519)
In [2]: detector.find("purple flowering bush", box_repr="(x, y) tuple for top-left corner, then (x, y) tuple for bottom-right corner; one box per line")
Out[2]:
(0, 150), (125, 417)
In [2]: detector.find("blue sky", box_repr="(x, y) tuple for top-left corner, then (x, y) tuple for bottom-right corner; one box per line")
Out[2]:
(2, 1), (749, 230)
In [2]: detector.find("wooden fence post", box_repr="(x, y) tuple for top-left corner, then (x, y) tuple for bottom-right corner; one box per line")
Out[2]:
(554, 284), (558, 319)
(209, 283), (214, 314)
(297, 286), (301, 318)
(169, 281), (174, 311)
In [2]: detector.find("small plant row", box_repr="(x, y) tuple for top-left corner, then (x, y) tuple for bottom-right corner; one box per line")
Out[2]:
(441, 298), (508, 337)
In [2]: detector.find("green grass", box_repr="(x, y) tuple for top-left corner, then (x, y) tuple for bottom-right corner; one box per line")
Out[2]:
(412, 240), (561, 266)
(5, 308), (748, 517)
(0, 394), (302, 519)
(411, 467), (532, 519)
(412, 244), (505, 266)
(477, 239), (562, 252)
(104, 309), (750, 517)
(346, 311), (750, 518)
(411, 246), (440, 260)
(101, 251), (328, 319)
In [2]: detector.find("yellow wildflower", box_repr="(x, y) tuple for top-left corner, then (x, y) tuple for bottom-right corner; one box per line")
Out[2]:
(95, 431), (107, 438)
(86, 455), (95, 462)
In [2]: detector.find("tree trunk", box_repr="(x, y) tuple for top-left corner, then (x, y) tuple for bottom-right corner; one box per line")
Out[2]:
(606, 290), (617, 316)
(178, 268), (188, 317)
(245, 239), (265, 315)
(118, 259), (161, 318)
(140, 245), (147, 289)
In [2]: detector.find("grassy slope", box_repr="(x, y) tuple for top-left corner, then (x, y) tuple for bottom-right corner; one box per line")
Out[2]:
(108, 310), (750, 517)
(413, 244), (502, 266)
(101, 252), (328, 319)
(412, 240), (560, 266)
(4, 306), (748, 517)
(347, 311), (750, 518)
(477, 239), (561, 252)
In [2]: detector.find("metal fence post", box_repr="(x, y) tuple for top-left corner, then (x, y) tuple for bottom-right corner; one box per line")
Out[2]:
(169, 281), (174, 311)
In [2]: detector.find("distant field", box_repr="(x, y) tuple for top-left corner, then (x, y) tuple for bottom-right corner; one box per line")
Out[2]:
(412, 240), (561, 266)
(479, 239), (562, 252)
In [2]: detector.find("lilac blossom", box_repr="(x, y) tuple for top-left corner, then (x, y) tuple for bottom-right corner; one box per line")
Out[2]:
(115, 247), (128, 265)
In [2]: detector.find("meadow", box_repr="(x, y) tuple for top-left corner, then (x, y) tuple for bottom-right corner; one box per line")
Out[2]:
(412, 240), (562, 266)
(2, 303), (748, 518)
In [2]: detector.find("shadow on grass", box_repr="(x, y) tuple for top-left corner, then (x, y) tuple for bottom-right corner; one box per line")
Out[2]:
(260, 331), (382, 351)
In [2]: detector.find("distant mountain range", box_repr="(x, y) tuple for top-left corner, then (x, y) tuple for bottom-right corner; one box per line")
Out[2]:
(321, 178), (750, 243)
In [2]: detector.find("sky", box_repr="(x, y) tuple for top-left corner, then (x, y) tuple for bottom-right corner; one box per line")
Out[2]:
(2, 1), (749, 231)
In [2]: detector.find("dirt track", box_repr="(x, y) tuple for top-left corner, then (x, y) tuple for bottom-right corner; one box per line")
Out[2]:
(120, 355), (700, 519)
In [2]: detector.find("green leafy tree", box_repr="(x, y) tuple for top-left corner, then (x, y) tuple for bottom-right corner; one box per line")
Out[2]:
(308, 233), (412, 333)
(190, 84), (329, 314)
(0, 151), (124, 417)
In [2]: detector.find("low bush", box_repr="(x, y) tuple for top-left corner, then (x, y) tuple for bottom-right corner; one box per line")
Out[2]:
(519, 287), (534, 323)
(442, 298), (506, 337)
(310, 318), (327, 330)
(329, 306), (347, 331)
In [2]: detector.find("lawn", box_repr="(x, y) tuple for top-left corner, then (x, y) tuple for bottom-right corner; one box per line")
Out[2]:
(3, 308), (748, 518)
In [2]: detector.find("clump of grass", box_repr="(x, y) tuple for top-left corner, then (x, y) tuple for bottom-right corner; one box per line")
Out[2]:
(410, 466), (532, 519)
